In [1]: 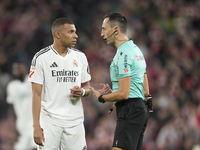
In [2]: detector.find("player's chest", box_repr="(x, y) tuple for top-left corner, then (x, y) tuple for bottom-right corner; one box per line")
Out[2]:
(43, 56), (82, 76)
(42, 56), (82, 83)
(44, 55), (81, 69)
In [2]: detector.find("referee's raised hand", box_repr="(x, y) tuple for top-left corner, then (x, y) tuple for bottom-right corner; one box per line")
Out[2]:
(90, 86), (100, 102)
(98, 83), (112, 95)
(33, 126), (45, 146)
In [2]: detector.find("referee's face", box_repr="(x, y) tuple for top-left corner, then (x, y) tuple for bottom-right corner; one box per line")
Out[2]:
(59, 23), (78, 48)
(101, 18), (115, 45)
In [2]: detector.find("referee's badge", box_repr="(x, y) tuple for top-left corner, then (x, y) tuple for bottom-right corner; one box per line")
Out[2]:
(73, 59), (78, 67)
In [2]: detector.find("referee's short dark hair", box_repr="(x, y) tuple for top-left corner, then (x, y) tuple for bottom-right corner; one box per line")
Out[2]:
(51, 18), (74, 33)
(104, 12), (127, 34)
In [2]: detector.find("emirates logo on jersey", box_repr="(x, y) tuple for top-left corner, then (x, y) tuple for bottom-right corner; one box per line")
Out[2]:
(73, 59), (78, 67)
(52, 69), (79, 82)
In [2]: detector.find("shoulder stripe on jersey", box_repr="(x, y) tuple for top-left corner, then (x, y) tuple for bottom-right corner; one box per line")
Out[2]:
(31, 46), (50, 67)
(35, 46), (50, 58)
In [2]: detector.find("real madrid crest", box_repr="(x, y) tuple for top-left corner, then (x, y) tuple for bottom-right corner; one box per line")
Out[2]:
(73, 59), (78, 67)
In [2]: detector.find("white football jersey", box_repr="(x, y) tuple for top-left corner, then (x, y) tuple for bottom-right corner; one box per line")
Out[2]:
(28, 45), (91, 127)
(7, 76), (33, 133)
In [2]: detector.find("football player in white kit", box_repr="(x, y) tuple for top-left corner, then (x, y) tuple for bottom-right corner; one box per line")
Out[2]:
(28, 18), (91, 150)
(7, 62), (37, 150)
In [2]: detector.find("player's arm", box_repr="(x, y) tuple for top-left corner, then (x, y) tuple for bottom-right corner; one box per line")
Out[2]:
(32, 82), (45, 146)
(81, 81), (91, 97)
(90, 76), (131, 102)
(143, 73), (149, 97)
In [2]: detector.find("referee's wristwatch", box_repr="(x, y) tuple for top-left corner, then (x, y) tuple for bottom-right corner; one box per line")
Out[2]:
(98, 95), (105, 103)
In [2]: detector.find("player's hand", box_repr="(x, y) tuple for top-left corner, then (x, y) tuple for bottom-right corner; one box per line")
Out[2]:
(90, 86), (100, 102)
(70, 86), (82, 98)
(33, 126), (45, 146)
(98, 83), (112, 95)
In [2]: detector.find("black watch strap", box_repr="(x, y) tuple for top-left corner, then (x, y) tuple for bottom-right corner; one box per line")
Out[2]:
(98, 95), (105, 103)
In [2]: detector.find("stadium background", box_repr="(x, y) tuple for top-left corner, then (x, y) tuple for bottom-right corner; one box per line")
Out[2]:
(0, 0), (200, 149)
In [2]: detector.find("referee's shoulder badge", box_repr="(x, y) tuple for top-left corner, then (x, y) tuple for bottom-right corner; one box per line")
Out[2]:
(73, 59), (78, 67)
(136, 55), (144, 61)
(136, 55), (140, 61)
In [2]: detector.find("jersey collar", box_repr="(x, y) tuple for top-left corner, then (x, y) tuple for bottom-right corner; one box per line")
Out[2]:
(50, 45), (71, 56)
(50, 45), (58, 55)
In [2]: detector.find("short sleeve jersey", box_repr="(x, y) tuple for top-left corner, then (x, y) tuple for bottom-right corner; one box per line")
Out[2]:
(28, 45), (91, 127)
(110, 40), (146, 100)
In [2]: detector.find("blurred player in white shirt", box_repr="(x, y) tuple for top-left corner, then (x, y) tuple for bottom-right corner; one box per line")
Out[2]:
(28, 18), (91, 150)
(7, 62), (37, 150)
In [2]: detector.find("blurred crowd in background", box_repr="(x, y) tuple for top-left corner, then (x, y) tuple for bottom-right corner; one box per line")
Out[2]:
(0, 0), (200, 149)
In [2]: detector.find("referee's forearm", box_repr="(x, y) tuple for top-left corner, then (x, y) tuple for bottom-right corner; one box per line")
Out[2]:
(143, 90), (149, 97)
(143, 73), (149, 97)
(102, 90), (128, 102)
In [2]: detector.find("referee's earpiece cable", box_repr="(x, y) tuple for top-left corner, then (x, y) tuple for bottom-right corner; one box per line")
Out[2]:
(113, 34), (129, 42)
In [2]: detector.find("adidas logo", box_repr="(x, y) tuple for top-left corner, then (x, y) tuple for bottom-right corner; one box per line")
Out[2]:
(50, 62), (58, 67)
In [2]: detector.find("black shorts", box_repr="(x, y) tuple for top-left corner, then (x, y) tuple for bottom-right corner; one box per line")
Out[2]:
(112, 98), (148, 150)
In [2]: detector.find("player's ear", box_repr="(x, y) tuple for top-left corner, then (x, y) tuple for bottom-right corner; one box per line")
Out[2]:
(55, 31), (61, 39)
